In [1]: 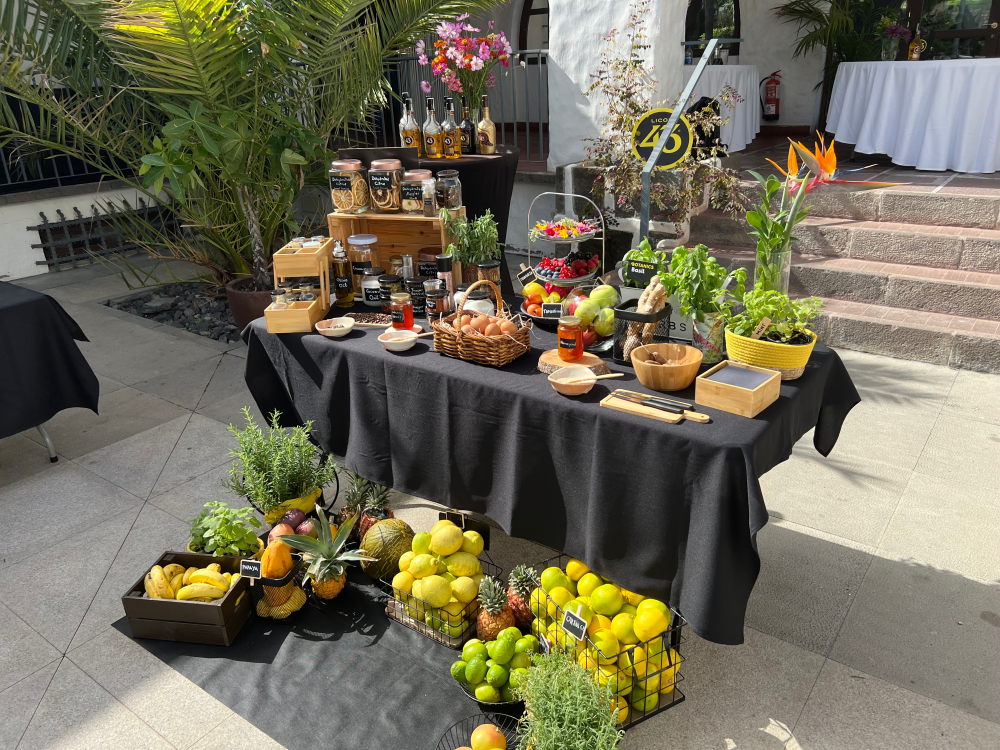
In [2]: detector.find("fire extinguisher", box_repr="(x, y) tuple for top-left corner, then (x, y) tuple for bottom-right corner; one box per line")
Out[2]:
(760, 71), (781, 122)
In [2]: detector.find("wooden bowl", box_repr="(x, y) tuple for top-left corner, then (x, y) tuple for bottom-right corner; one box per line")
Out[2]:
(547, 365), (596, 396)
(630, 343), (702, 391)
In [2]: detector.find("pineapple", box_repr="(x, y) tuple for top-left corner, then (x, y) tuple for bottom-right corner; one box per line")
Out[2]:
(337, 471), (370, 542)
(275, 508), (374, 599)
(476, 576), (515, 641)
(507, 565), (535, 628)
(359, 483), (394, 539)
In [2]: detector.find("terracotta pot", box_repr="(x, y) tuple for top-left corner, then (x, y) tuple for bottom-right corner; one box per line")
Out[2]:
(225, 276), (272, 331)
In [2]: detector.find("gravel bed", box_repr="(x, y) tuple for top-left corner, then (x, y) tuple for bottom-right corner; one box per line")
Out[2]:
(107, 283), (243, 344)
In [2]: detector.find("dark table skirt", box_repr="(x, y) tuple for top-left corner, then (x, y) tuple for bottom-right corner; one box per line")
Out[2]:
(243, 305), (859, 644)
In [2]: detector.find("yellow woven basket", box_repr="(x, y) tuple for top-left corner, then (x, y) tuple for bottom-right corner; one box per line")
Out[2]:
(724, 329), (817, 380)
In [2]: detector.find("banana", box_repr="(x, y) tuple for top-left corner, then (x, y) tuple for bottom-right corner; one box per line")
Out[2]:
(189, 570), (229, 591)
(182, 566), (199, 586)
(144, 572), (157, 598)
(207, 563), (222, 574)
(224, 572), (232, 586)
(169, 573), (185, 595)
(176, 583), (225, 601)
(147, 566), (174, 599)
(162, 563), (185, 582)
(235, 592), (245, 607)
(230, 574), (241, 590)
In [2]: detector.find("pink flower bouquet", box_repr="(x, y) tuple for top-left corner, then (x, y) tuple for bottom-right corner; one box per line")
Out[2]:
(417, 14), (511, 105)
(529, 218), (600, 242)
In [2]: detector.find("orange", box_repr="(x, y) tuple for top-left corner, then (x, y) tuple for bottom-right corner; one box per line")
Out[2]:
(470, 722), (506, 750)
(590, 584), (623, 617)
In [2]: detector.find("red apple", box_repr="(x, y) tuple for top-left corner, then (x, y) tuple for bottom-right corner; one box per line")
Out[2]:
(295, 519), (319, 538)
(582, 327), (598, 347)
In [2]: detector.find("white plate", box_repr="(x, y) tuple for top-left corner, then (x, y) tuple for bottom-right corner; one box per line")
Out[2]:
(315, 317), (355, 337)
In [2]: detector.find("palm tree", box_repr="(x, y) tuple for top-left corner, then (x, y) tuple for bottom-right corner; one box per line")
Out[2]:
(0, 0), (494, 289)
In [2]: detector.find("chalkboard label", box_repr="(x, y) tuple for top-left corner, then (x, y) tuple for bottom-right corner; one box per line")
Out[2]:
(541, 303), (562, 318)
(558, 337), (578, 350)
(240, 559), (262, 580)
(561, 606), (588, 642)
(351, 260), (372, 276)
(335, 275), (352, 292)
(363, 286), (381, 303)
(624, 259), (658, 287)
(418, 262), (437, 278)
(391, 309), (405, 324)
(517, 266), (537, 286)
(401, 183), (423, 201)
(370, 173), (392, 191)
(329, 174), (352, 191)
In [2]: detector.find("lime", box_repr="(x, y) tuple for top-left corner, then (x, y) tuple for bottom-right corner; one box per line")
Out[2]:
(618, 603), (637, 618)
(465, 655), (487, 684)
(486, 658), (496, 669)
(611, 613), (639, 645)
(499, 627), (522, 643)
(591, 584), (623, 617)
(501, 683), (515, 702)
(474, 683), (500, 703)
(486, 664), (509, 688)
(462, 639), (487, 663)
(450, 660), (468, 683)
(490, 637), (515, 665)
(577, 572), (603, 598)
(630, 684), (658, 712)
(442, 620), (469, 638)
(508, 667), (529, 691)
(596, 665), (631, 696)
(540, 566), (571, 593)
(590, 628), (619, 664)
(411, 532), (432, 555)
(546, 586), (574, 619)
(509, 652), (530, 670)
(515, 635), (540, 654)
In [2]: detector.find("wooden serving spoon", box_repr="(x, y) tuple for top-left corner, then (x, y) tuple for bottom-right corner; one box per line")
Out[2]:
(557, 372), (625, 385)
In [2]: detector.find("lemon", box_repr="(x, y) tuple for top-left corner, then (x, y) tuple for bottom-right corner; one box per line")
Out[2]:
(444, 551), (479, 577)
(633, 608), (670, 642)
(398, 551), (415, 572)
(621, 588), (645, 606)
(530, 617), (548, 639)
(529, 587), (548, 619)
(565, 558), (590, 581)
(590, 628), (619, 664)
(596, 665), (631, 696)
(431, 518), (457, 533)
(443, 620), (469, 638)
(432, 554), (449, 573)
(471, 573), (485, 591)
(540, 566), (571, 593)
(429, 525), (463, 556)
(546, 586), (574, 619)
(612, 695), (629, 724)
(619, 645), (647, 678)
(460, 530), (484, 556)
(611, 613), (639, 645)
(420, 575), (452, 608)
(411, 579), (423, 601)
(630, 684), (658, 712)
(391, 571), (414, 594)
(408, 553), (437, 579)
(451, 576), (478, 604)
(475, 683), (500, 703)
(577, 572), (603, 598)
(587, 613), (612, 638)
(424, 608), (441, 630)
(411, 532), (432, 555)
(441, 597), (465, 617)
(590, 584), (623, 617)
(636, 598), (669, 617)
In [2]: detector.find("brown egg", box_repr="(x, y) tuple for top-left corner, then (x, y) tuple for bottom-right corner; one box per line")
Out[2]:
(484, 323), (501, 337)
(461, 324), (476, 335)
(453, 319), (462, 330)
(488, 316), (499, 325)
(460, 315), (471, 328)
(470, 315), (487, 331)
(500, 320), (518, 334)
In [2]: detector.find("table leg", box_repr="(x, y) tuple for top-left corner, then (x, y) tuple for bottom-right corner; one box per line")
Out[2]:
(36, 425), (58, 463)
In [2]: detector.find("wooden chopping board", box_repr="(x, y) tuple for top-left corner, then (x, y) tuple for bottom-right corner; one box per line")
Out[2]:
(599, 393), (683, 423)
(537, 349), (611, 375)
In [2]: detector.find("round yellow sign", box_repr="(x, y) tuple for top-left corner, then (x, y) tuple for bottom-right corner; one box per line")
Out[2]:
(631, 108), (694, 170)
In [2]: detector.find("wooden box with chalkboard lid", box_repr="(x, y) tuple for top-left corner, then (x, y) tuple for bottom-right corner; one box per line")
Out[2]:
(695, 360), (780, 418)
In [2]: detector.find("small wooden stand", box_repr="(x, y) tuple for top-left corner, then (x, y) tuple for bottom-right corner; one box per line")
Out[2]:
(537, 349), (611, 376)
(264, 238), (332, 334)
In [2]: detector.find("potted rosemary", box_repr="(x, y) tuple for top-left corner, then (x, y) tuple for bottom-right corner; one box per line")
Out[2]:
(440, 209), (502, 283)
(725, 289), (824, 380)
(223, 408), (339, 525)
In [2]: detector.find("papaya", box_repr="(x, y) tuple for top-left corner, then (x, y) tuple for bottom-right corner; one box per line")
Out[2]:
(261, 541), (294, 579)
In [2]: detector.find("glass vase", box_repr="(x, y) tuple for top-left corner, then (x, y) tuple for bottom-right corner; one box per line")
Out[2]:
(881, 37), (899, 61)
(754, 248), (792, 295)
(692, 312), (726, 365)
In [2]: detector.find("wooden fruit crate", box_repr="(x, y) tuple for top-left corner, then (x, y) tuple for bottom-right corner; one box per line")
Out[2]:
(264, 237), (333, 334)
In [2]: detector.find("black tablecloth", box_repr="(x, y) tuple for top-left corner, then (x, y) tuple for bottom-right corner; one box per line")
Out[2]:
(243, 306), (860, 645)
(0, 281), (99, 439)
(337, 146), (520, 296)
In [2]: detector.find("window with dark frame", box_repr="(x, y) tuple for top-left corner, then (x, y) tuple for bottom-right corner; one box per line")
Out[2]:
(518, 0), (549, 63)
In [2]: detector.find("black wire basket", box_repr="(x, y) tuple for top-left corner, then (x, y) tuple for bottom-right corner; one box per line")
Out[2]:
(612, 298), (672, 365)
(247, 539), (307, 621)
(459, 682), (526, 720)
(435, 713), (520, 750)
(527, 551), (687, 729)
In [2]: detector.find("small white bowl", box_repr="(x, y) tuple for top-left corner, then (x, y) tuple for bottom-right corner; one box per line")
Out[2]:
(385, 323), (423, 334)
(548, 365), (597, 396)
(315, 317), (354, 338)
(378, 329), (418, 352)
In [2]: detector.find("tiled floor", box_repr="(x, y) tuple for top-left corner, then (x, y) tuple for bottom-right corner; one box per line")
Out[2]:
(1, 262), (999, 749)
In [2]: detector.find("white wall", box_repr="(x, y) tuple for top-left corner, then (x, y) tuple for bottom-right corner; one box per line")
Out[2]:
(504, 181), (555, 252)
(0, 185), (146, 281)
(546, 0), (686, 170)
(738, 0), (824, 129)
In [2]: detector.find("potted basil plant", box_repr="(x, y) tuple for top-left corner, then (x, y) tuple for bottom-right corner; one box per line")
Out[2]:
(725, 289), (824, 380)
(188, 501), (263, 558)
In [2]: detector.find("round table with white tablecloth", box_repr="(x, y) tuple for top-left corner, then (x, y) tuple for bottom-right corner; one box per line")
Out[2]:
(681, 64), (761, 153)
(826, 59), (1000, 173)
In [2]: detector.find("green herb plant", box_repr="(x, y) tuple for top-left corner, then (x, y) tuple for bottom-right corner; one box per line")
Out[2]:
(224, 407), (338, 512)
(745, 172), (809, 293)
(667, 244), (746, 323)
(189, 502), (263, 557)
(621, 237), (670, 288)
(727, 289), (824, 343)
(514, 650), (623, 750)
(440, 208), (501, 266)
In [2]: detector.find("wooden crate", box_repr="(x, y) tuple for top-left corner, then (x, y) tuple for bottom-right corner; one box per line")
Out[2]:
(264, 237), (332, 334)
(695, 360), (781, 418)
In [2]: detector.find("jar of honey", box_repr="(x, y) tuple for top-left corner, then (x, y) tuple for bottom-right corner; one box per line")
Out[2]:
(557, 316), (583, 362)
(390, 292), (414, 330)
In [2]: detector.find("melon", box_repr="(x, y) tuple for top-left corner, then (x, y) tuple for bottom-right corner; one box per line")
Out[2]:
(361, 519), (415, 580)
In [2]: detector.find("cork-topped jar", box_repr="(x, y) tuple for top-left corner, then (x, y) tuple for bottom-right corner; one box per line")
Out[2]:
(329, 159), (369, 214)
(401, 169), (432, 215)
(369, 159), (404, 213)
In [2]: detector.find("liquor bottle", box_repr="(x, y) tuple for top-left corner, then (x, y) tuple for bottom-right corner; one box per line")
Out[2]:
(477, 94), (496, 155)
(442, 97), (460, 159)
(908, 28), (925, 60)
(423, 98), (444, 159)
(459, 96), (475, 155)
(400, 95), (422, 157)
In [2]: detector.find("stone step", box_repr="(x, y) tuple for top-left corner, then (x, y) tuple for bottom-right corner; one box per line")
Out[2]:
(813, 299), (1000, 374)
(705, 248), (1000, 321)
(691, 211), (1000, 273)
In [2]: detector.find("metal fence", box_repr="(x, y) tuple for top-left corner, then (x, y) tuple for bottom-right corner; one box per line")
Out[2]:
(1, 142), (106, 196)
(336, 49), (549, 162)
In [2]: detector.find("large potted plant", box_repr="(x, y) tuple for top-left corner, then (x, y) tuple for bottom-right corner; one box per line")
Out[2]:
(223, 408), (339, 525)
(666, 244), (746, 365)
(440, 209), (502, 283)
(725, 289), (824, 380)
(0, 0), (496, 329)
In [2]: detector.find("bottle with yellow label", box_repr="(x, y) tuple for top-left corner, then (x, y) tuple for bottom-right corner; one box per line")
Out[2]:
(908, 29), (926, 60)
(423, 97), (443, 159)
(442, 97), (460, 159)
(400, 95), (422, 157)
(477, 94), (496, 155)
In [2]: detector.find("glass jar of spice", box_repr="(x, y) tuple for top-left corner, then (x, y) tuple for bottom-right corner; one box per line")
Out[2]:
(390, 292), (414, 330)
(329, 160), (369, 214)
(422, 178), (438, 217)
(406, 276), (428, 316)
(426, 288), (453, 323)
(435, 169), (462, 210)
(361, 267), (385, 307)
(401, 170), (432, 215)
(557, 316), (584, 362)
(369, 159), (403, 213)
(476, 261), (501, 301)
(378, 274), (403, 313)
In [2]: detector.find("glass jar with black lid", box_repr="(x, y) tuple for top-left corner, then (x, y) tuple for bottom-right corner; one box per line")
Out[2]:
(406, 276), (428, 316)
(361, 267), (385, 307)
(378, 274), (403, 313)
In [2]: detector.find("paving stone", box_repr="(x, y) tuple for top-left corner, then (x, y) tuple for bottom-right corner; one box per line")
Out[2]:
(196, 390), (265, 429)
(198, 352), (249, 409)
(914, 414), (1000, 487)
(0, 434), (59, 490)
(0, 660), (59, 749)
(0, 603), (62, 693)
(943, 368), (1000, 424)
(147, 463), (245, 523)
(131, 355), (223, 410)
(189, 714), (286, 750)
(149, 414), (235, 497)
